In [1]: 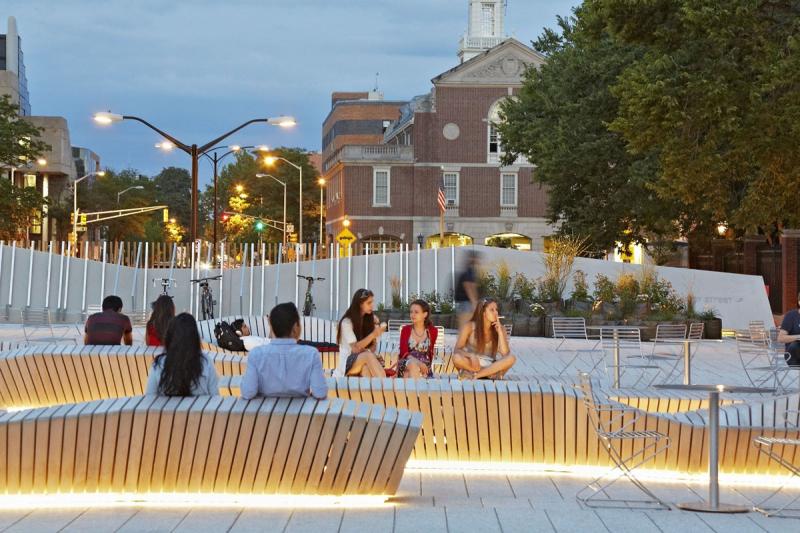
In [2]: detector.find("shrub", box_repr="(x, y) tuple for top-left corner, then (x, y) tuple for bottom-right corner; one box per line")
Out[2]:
(513, 273), (537, 302)
(593, 274), (616, 302)
(615, 273), (640, 317)
(390, 276), (402, 309)
(541, 235), (588, 303)
(571, 270), (590, 301)
(496, 261), (513, 301)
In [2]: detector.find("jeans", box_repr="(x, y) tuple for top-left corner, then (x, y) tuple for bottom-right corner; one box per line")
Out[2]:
(786, 341), (800, 367)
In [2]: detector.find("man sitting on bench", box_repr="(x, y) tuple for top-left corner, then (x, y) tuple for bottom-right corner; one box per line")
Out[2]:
(240, 302), (328, 400)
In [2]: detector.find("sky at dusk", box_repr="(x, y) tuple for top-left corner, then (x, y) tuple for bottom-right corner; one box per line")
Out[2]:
(5, 0), (578, 184)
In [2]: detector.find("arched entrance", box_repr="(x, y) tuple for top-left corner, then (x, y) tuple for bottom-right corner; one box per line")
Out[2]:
(425, 232), (474, 248)
(362, 234), (402, 254)
(485, 233), (533, 251)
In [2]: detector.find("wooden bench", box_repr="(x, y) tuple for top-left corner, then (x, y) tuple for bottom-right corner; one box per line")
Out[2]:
(0, 345), (246, 410)
(0, 395), (421, 496)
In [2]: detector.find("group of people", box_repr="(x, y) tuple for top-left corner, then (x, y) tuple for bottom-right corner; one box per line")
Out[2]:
(78, 249), (515, 401)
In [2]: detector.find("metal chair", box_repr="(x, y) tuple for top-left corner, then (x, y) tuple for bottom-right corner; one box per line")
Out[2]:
(554, 317), (603, 377)
(753, 409), (800, 518)
(650, 323), (688, 359)
(687, 322), (704, 340)
(599, 327), (661, 387)
(735, 331), (794, 393)
(22, 307), (75, 344)
(575, 372), (671, 509)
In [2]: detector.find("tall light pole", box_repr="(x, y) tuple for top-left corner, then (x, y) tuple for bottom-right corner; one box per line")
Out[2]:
(263, 155), (304, 243)
(72, 170), (106, 239)
(93, 111), (296, 243)
(255, 173), (287, 248)
(318, 177), (326, 245)
(117, 185), (144, 204)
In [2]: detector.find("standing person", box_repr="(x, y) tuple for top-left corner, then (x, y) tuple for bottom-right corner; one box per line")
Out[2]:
(397, 299), (438, 379)
(84, 295), (133, 346)
(777, 293), (800, 366)
(455, 250), (481, 328)
(337, 289), (387, 377)
(240, 302), (328, 399)
(453, 298), (516, 379)
(146, 295), (175, 347)
(145, 313), (220, 396)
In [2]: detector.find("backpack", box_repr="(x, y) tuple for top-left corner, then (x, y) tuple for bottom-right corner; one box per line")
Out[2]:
(214, 321), (246, 352)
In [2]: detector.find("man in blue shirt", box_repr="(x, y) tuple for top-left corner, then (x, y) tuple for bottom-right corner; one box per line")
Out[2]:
(240, 302), (328, 399)
(778, 293), (800, 367)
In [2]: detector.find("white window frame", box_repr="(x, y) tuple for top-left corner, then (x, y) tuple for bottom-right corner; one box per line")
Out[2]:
(442, 171), (460, 207)
(372, 166), (391, 207)
(500, 172), (518, 207)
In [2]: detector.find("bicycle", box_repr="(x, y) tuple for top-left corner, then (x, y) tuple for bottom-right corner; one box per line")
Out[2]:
(297, 275), (325, 317)
(152, 278), (176, 296)
(190, 275), (222, 320)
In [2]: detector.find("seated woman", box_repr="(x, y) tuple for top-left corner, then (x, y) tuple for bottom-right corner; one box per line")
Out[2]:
(452, 298), (516, 379)
(337, 288), (387, 378)
(145, 313), (220, 396)
(397, 299), (438, 379)
(146, 294), (175, 347)
(240, 302), (328, 400)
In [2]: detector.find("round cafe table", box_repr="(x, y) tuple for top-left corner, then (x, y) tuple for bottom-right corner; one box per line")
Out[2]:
(653, 383), (775, 513)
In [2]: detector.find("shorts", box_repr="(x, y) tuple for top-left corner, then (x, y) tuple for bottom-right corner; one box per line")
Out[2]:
(456, 301), (473, 315)
(478, 355), (495, 369)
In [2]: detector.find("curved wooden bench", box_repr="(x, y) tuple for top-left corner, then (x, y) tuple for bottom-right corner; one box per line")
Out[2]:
(0, 345), (246, 410)
(0, 395), (421, 496)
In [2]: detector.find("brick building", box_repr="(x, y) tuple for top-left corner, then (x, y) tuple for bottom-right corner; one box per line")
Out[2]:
(321, 1), (552, 252)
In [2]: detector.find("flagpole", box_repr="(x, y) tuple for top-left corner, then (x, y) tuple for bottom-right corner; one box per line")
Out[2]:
(438, 184), (446, 246)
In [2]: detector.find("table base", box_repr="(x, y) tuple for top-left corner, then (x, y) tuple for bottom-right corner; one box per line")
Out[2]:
(677, 501), (751, 514)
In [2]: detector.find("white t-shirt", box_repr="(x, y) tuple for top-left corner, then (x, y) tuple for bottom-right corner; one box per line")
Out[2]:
(336, 317), (358, 377)
(241, 335), (269, 352)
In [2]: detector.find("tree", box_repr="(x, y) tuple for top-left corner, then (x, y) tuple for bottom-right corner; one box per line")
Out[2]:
(0, 179), (48, 241)
(601, 0), (800, 235)
(153, 166), (191, 239)
(0, 94), (50, 168)
(497, 7), (681, 253)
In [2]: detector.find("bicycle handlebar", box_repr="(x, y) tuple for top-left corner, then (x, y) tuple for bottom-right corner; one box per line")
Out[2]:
(190, 275), (222, 283)
(297, 275), (325, 281)
(152, 278), (176, 286)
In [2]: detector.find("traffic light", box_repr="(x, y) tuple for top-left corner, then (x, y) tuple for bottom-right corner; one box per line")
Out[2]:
(221, 212), (230, 223)
(80, 213), (87, 225)
(255, 220), (265, 231)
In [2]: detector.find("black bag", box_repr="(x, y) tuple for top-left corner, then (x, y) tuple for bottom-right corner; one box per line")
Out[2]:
(214, 321), (246, 352)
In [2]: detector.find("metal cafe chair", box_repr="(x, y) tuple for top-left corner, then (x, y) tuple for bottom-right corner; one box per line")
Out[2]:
(554, 317), (603, 377)
(599, 327), (662, 388)
(753, 409), (800, 518)
(650, 323), (687, 359)
(575, 372), (671, 510)
(735, 331), (794, 394)
(687, 322), (704, 340)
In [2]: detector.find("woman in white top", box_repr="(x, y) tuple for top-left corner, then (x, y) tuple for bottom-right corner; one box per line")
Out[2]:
(337, 288), (387, 377)
(145, 312), (220, 396)
(453, 298), (516, 379)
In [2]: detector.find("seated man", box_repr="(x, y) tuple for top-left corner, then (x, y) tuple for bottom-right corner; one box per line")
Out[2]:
(778, 292), (800, 366)
(240, 302), (328, 399)
(84, 295), (133, 346)
(232, 318), (269, 351)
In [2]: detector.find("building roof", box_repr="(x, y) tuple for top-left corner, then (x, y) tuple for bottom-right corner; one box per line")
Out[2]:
(432, 38), (545, 86)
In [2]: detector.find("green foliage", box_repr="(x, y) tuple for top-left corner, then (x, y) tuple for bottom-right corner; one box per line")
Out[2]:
(495, 261), (513, 301)
(592, 274), (616, 302)
(478, 270), (498, 299)
(698, 307), (719, 321)
(0, 179), (48, 241)
(570, 270), (590, 301)
(615, 272), (640, 317)
(153, 167), (191, 236)
(513, 273), (537, 302)
(0, 95), (50, 168)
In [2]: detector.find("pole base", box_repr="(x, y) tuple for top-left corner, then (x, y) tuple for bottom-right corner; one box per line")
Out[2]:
(677, 501), (751, 513)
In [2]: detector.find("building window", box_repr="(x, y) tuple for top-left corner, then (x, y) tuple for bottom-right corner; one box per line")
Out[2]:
(501, 173), (517, 206)
(373, 167), (390, 207)
(363, 235), (402, 254)
(443, 172), (459, 206)
(487, 100), (505, 163)
(481, 3), (496, 36)
(24, 173), (37, 189)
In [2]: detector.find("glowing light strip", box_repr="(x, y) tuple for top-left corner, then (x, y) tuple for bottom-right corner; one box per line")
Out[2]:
(406, 460), (800, 489)
(0, 492), (388, 510)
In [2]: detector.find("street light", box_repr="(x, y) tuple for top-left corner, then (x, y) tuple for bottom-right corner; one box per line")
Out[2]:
(343, 216), (351, 228)
(255, 173), (287, 248)
(263, 155), (304, 243)
(93, 110), (296, 242)
(417, 233), (424, 247)
(318, 177), (326, 245)
(72, 170), (106, 238)
(117, 185), (144, 204)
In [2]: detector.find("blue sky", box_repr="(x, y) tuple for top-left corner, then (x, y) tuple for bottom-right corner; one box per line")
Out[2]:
(6, 0), (577, 184)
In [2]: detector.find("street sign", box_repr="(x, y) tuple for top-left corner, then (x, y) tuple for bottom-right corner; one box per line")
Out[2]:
(289, 233), (298, 243)
(336, 228), (356, 246)
(287, 223), (295, 233)
(76, 226), (87, 233)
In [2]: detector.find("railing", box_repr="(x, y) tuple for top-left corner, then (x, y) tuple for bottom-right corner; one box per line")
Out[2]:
(460, 35), (505, 50)
(325, 145), (414, 170)
(500, 206), (518, 218)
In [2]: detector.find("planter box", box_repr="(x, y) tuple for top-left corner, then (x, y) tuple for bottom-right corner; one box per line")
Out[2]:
(704, 318), (722, 339)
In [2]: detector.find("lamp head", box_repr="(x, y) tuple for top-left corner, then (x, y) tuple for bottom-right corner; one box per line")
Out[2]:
(36, 158), (47, 166)
(318, 178), (326, 186)
(155, 141), (175, 151)
(96, 171), (107, 177)
(343, 217), (351, 228)
(93, 112), (123, 125)
(255, 145), (270, 152)
(229, 145), (241, 152)
(263, 156), (277, 166)
(270, 116), (297, 128)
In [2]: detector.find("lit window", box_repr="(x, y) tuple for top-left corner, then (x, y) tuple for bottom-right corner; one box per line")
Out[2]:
(501, 173), (517, 206)
(24, 173), (37, 188)
(443, 172), (459, 206)
(373, 167), (390, 207)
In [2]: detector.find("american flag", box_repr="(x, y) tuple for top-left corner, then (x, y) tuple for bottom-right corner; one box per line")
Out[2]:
(437, 185), (446, 213)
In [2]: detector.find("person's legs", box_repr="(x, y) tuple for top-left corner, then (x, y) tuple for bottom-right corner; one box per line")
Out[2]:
(475, 354), (517, 379)
(786, 342), (800, 367)
(347, 351), (384, 377)
(403, 359), (427, 379)
(453, 350), (481, 373)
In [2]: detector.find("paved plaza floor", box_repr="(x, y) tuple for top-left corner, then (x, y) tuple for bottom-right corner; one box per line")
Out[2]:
(1, 325), (799, 531)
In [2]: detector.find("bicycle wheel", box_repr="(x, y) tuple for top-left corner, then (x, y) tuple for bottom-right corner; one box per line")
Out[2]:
(203, 290), (215, 320)
(303, 294), (313, 317)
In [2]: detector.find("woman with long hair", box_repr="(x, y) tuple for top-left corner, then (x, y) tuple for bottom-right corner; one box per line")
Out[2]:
(145, 313), (220, 396)
(146, 294), (175, 347)
(337, 288), (387, 377)
(453, 297), (516, 379)
(397, 299), (438, 379)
